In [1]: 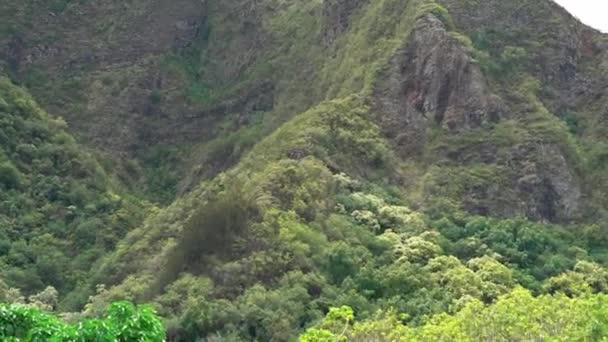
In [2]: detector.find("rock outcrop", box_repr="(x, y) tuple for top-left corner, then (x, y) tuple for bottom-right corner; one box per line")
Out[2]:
(374, 13), (585, 223)
(374, 15), (504, 156)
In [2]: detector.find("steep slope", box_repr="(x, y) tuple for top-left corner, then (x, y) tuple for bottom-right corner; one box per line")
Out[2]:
(0, 0), (204, 150)
(0, 78), (148, 310)
(1, 0), (608, 340)
(3, 0), (606, 221)
(0, 0), (210, 202)
(60, 0), (608, 340)
(0, 0), (330, 204)
(424, 0), (608, 221)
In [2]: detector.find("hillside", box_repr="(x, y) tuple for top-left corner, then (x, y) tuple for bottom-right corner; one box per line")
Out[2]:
(0, 77), (150, 310)
(1, 0), (608, 340)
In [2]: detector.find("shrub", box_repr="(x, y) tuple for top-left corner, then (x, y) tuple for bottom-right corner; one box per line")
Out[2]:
(0, 162), (22, 189)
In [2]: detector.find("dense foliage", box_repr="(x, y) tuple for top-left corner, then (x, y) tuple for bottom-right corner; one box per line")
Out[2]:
(0, 301), (164, 341)
(300, 288), (608, 341)
(83, 93), (608, 339)
(1, 0), (608, 340)
(0, 78), (146, 309)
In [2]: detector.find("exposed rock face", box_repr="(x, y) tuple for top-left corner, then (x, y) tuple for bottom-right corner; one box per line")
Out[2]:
(0, 0), (208, 153)
(436, 0), (607, 117)
(521, 144), (582, 221)
(452, 142), (582, 223)
(5, 36), (24, 76)
(0, 0), (276, 155)
(374, 15), (504, 157)
(322, 0), (366, 45)
(431, 0), (608, 222)
(374, 13), (584, 223)
(9, 0), (205, 72)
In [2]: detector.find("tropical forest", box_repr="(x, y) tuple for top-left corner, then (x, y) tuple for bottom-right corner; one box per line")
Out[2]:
(1, 0), (608, 340)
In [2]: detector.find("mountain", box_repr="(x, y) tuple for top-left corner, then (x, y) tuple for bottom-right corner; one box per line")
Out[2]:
(1, 0), (608, 340)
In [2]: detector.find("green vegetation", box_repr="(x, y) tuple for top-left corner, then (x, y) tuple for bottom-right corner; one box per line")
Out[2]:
(0, 0), (83, 42)
(140, 145), (184, 205)
(2, 0), (608, 340)
(300, 288), (608, 341)
(471, 30), (529, 79)
(81, 89), (608, 339)
(162, 20), (213, 105)
(0, 78), (146, 310)
(320, 0), (437, 98)
(86, 157), (608, 340)
(0, 301), (164, 341)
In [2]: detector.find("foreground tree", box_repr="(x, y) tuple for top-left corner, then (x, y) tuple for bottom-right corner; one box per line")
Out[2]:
(0, 301), (165, 341)
(300, 287), (608, 341)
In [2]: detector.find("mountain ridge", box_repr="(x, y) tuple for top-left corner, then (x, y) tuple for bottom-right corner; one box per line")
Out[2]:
(1, 0), (608, 340)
